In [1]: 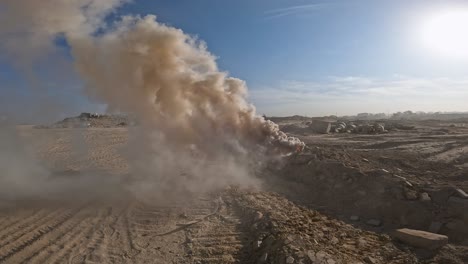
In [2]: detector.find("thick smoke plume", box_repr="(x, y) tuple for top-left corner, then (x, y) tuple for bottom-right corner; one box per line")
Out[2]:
(0, 0), (304, 198)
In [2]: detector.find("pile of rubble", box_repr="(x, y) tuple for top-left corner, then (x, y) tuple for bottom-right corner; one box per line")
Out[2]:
(281, 120), (388, 135)
(332, 122), (387, 134)
(230, 189), (419, 264)
(36, 113), (132, 128)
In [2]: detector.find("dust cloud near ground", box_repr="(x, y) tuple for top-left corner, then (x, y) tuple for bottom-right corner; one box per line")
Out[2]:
(0, 0), (303, 200)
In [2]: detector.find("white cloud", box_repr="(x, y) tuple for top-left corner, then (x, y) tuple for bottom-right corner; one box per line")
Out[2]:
(249, 76), (468, 116)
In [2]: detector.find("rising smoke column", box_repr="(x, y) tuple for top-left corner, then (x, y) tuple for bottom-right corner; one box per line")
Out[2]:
(0, 1), (304, 196)
(70, 15), (304, 156)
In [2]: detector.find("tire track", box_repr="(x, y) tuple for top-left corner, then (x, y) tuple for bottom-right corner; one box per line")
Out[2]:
(67, 208), (110, 264)
(188, 196), (252, 264)
(18, 207), (99, 264)
(82, 205), (129, 264)
(0, 206), (84, 263)
(67, 203), (136, 264)
(104, 202), (140, 264)
(0, 209), (64, 249)
(0, 209), (48, 240)
(47, 208), (110, 264)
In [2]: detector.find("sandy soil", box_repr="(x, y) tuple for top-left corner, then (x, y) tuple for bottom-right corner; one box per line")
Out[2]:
(1, 125), (467, 263)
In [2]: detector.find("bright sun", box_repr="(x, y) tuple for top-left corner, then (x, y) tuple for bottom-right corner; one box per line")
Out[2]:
(418, 7), (468, 60)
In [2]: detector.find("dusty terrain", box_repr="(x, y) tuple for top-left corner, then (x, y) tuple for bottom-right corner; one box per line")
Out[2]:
(1, 120), (468, 263)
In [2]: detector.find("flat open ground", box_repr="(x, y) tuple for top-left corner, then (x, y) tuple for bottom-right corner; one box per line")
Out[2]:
(0, 124), (467, 263)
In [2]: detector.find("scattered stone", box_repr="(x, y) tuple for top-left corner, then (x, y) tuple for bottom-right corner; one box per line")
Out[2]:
(286, 256), (295, 263)
(394, 175), (407, 181)
(357, 238), (368, 248)
(420, 192), (431, 202)
(331, 237), (339, 245)
(250, 223), (258, 231)
(363, 256), (377, 264)
(404, 188), (419, 200)
(381, 169), (390, 173)
(253, 240), (262, 250)
(350, 215), (360, 221)
(308, 251), (330, 263)
(454, 188), (468, 199)
(179, 212), (188, 218)
(393, 228), (448, 250)
(428, 221), (443, 233)
(404, 181), (413, 187)
(343, 244), (356, 250)
(254, 211), (264, 221)
(366, 219), (382, 227)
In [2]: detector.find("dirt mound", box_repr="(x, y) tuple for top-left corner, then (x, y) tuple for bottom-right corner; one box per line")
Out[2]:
(36, 113), (132, 128)
(266, 151), (468, 243)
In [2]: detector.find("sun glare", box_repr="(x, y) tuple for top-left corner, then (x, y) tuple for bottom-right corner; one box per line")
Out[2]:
(418, 7), (468, 60)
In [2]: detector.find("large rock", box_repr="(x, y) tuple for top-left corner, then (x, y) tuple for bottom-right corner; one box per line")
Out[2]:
(454, 188), (468, 199)
(308, 120), (331, 134)
(393, 228), (448, 250)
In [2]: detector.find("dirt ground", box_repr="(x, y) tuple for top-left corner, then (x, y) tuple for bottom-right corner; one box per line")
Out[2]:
(1, 123), (468, 263)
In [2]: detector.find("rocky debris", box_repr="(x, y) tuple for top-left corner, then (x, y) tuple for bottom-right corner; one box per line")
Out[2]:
(334, 122), (347, 133)
(78, 112), (100, 118)
(393, 228), (448, 250)
(36, 113), (133, 128)
(351, 123), (388, 134)
(403, 187), (419, 200)
(307, 250), (337, 264)
(281, 120), (391, 135)
(364, 256), (377, 264)
(253, 240), (263, 250)
(254, 211), (264, 221)
(419, 192), (431, 202)
(231, 190), (418, 264)
(280, 120), (332, 135)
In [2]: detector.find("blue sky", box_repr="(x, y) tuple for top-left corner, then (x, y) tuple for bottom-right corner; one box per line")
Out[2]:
(1, 0), (468, 120)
